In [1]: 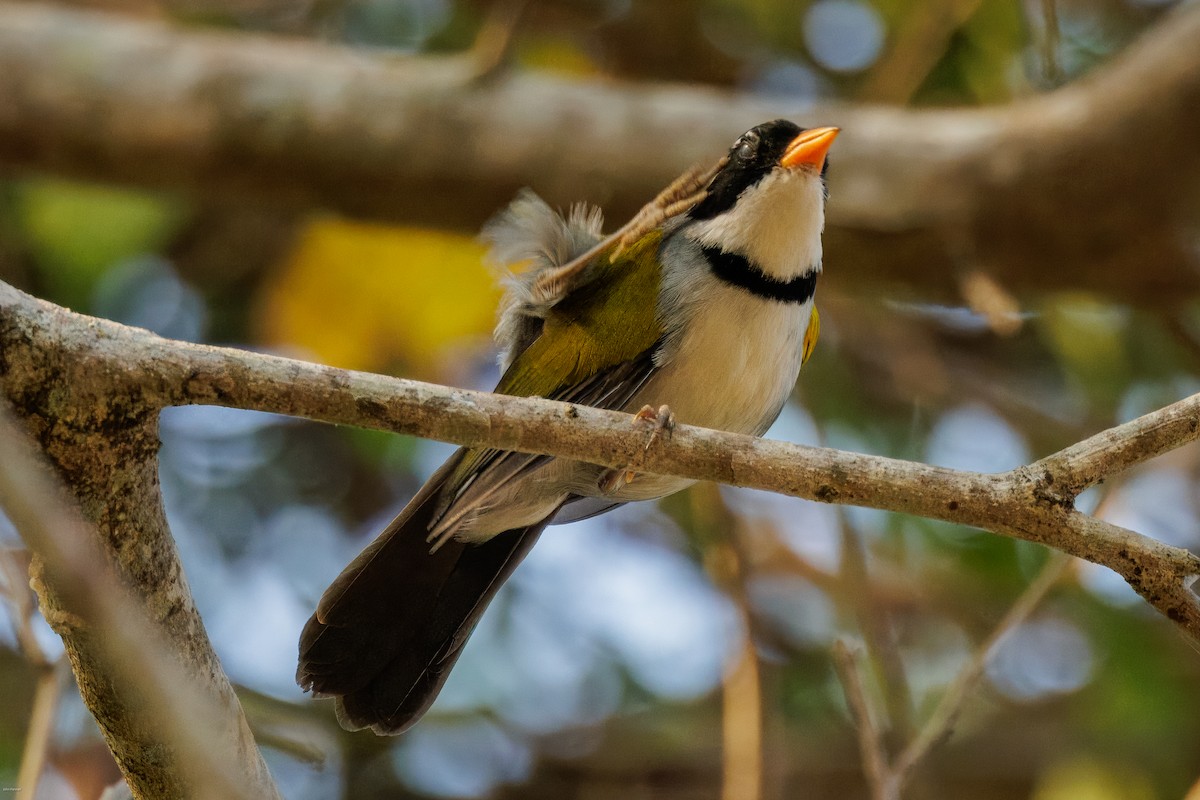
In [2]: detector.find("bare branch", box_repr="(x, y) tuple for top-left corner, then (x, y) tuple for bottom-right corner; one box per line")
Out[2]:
(891, 553), (1071, 783)
(0, 279), (281, 798)
(834, 553), (1071, 799)
(1028, 408), (1200, 497)
(0, 3), (1199, 300)
(2, 278), (1197, 643)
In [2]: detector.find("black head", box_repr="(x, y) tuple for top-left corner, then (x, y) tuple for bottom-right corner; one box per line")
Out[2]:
(688, 119), (809, 221)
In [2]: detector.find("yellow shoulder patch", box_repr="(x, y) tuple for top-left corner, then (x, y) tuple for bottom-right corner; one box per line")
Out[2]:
(802, 306), (820, 366)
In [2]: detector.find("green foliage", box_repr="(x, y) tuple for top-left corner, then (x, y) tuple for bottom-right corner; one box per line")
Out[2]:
(13, 178), (186, 308)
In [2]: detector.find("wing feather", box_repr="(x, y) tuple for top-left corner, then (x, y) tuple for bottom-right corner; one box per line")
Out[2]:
(427, 228), (668, 543)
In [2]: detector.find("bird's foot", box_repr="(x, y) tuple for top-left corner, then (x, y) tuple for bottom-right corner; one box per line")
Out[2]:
(598, 404), (675, 494)
(633, 404), (676, 449)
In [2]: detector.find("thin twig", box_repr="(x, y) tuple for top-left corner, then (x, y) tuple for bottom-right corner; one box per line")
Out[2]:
(0, 549), (49, 669)
(839, 492), (1112, 796)
(822, 402), (915, 748)
(16, 658), (68, 798)
(883, 489), (1114, 789)
(835, 550), (1073, 798)
(832, 640), (895, 800)
(837, 512), (914, 747)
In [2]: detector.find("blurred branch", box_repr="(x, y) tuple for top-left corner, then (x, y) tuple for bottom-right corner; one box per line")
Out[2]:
(859, 0), (983, 103)
(466, 0), (529, 81)
(721, 635), (763, 800)
(691, 484), (764, 800)
(16, 658), (68, 799)
(889, 553), (1070, 784)
(958, 270), (1022, 337)
(1, 3), (1200, 301)
(836, 553), (1070, 800)
(0, 403), (280, 800)
(3, 278), (1197, 642)
(836, 512), (914, 748)
(832, 641), (892, 800)
(1036, 0), (1064, 87)
(2, 548), (68, 799)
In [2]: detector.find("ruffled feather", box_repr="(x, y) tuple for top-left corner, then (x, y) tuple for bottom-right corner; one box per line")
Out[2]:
(481, 190), (604, 370)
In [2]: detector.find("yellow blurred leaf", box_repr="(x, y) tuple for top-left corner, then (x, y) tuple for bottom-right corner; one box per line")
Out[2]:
(259, 217), (500, 380)
(1032, 756), (1155, 800)
(518, 36), (600, 77)
(1039, 292), (1131, 409)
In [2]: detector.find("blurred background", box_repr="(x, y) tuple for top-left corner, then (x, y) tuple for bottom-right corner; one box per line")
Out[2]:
(2, 0), (1200, 798)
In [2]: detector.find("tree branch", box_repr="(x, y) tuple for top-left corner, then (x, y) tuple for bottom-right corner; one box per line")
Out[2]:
(3, 278), (1198, 650)
(0, 403), (280, 800)
(0, 282), (280, 799)
(1, 2), (1199, 300)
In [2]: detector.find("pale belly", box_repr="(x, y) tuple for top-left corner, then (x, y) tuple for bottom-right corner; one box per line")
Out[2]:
(602, 284), (811, 502)
(640, 287), (810, 435)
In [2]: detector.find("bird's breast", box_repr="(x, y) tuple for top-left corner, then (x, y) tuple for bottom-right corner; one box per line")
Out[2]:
(639, 277), (812, 436)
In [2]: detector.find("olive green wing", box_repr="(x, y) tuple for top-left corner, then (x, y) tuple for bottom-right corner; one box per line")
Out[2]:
(425, 229), (667, 546)
(496, 227), (665, 397)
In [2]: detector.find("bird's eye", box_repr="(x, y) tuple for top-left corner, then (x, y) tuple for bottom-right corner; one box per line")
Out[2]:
(735, 136), (756, 160)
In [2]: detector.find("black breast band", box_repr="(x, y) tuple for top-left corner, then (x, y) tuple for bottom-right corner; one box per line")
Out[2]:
(702, 246), (818, 304)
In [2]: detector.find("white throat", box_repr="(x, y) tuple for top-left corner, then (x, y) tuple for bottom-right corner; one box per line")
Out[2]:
(686, 168), (826, 281)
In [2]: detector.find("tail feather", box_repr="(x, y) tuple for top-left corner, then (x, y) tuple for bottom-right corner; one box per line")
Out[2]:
(332, 524), (549, 733)
(297, 451), (556, 734)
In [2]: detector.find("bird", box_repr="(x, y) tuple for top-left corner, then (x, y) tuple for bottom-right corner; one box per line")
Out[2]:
(297, 119), (839, 734)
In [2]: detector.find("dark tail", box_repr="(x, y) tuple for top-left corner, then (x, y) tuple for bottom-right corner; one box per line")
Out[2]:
(297, 452), (553, 734)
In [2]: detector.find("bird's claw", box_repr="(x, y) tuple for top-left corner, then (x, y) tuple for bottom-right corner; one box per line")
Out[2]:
(633, 404), (675, 451)
(598, 404), (675, 495)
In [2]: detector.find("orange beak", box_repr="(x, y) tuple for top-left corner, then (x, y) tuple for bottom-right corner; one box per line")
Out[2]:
(780, 126), (840, 170)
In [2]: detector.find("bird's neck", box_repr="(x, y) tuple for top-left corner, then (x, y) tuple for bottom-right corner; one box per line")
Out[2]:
(685, 172), (825, 283)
